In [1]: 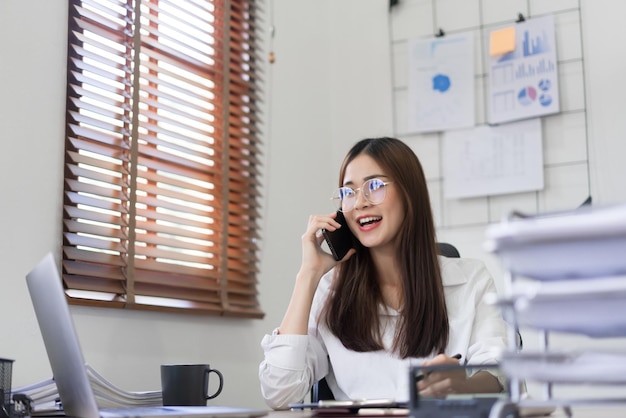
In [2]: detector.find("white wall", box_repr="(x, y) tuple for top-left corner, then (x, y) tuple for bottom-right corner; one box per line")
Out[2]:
(584, 0), (626, 202)
(1, 0), (625, 409)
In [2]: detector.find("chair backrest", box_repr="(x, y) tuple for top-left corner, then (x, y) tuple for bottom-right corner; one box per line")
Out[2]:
(310, 377), (334, 403)
(310, 242), (461, 402)
(436, 242), (460, 258)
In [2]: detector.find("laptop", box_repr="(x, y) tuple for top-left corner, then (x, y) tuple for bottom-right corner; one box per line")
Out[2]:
(25, 252), (267, 418)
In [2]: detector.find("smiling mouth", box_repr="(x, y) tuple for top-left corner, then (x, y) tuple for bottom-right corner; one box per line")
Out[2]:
(359, 216), (382, 226)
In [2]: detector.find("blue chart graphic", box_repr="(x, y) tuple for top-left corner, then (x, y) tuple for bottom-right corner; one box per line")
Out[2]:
(539, 94), (552, 106)
(518, 86), (537, 106)
(498, 29), (552, 63)
(538, 79), (551, 91)
(523, 30), (550, 56)
(537, 77), (552, 107)
(432, 74), (451, 93)
(534, 59), (555, 74)
(515, 59), (556, 79)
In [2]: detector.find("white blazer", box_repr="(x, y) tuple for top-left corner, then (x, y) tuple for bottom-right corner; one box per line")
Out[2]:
(258, 256), (508, 410)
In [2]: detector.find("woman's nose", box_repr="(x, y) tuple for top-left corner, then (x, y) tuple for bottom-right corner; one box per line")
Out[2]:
(353, 188), (369, 210)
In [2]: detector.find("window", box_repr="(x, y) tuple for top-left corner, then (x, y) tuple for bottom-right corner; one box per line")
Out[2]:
(62, 0), (264, 318)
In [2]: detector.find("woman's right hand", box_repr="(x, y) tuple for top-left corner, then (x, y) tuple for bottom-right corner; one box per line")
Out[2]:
(277, 213), (355, 336)
(300, 212), (354, 284)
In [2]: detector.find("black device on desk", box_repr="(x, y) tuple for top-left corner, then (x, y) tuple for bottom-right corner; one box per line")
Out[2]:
(408, 364), (508, 418)
(289, 399), (408, 416)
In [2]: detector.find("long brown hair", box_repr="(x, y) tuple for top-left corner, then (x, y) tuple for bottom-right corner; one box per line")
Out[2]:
(322, 137), (448, 358)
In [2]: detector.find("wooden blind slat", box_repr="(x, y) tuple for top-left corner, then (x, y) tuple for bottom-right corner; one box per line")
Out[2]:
(65, 178), (123, 201)
(135, 233), (219, 256)
(133, 258), (218, 277)
(136, 220), (217, 241)
(135, 206), (219, 230)
(64, 232), (126, 253)
(74, 4), (130, 32)
(68, 163), (124, 185)
(136, 285), (222, 305)
(137, 155), (215, 182)
(68, 152), (128, 177)
(68, 127), (129, 151)
(139, 167), (219, 195)
(136, 143), (214, 173)
(138, 45), (218, 79)
(135, 181), (214, 207)
(64, 275), (126, 294)
(63, 246), (126, 266)
(64, 259), (126, 280)
(64, 219), (126, 239)
(70, 46), (130, 82)
(66, 191), (128, 214)
(64, 205), (125, 226)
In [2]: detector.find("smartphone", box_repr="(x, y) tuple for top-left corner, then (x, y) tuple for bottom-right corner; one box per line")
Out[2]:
(322, 210), (355, 261)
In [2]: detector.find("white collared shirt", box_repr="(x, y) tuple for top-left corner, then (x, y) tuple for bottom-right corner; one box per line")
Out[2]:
(258, 256), (508, 409)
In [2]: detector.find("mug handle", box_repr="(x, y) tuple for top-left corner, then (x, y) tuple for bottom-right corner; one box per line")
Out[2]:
(205, 368), (224, 400)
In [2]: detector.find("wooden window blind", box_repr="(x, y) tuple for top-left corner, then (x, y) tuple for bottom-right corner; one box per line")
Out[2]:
(62, 0), (264, 318)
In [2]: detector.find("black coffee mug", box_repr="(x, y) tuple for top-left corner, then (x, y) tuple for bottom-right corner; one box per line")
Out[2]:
(160, 364), (224, 406)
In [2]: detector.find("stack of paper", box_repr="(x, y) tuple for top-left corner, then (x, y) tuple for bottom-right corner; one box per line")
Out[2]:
(484, 204), (626, 280)
(485, 204), (626, 389)
(491, 277), (626, 337)
(11, 377), (58, 410)
(499, 351), (626, 385)
(12, 364), (162, 411)
(87, 365), (162, 407)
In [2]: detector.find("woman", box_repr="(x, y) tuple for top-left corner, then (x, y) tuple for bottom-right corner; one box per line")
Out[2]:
(258, 137), (508, 409)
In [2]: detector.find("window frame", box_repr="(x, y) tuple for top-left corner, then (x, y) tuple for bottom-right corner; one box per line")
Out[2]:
(61, 0), (264, 318)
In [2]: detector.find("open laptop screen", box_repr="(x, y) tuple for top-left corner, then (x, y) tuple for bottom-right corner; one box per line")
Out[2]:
(26, 253), (100, 418)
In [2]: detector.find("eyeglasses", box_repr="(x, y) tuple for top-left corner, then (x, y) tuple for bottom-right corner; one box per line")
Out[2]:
(331, 178), (393, 212)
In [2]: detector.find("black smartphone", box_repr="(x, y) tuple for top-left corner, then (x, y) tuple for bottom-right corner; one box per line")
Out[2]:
(322, 210), (355, 261)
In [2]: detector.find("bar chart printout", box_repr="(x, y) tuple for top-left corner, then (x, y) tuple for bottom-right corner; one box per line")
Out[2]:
(488, 15), (560, 124)
(442, 118), (544, 199)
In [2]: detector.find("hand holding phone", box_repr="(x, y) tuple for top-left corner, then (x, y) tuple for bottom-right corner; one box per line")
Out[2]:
(321, 211), (355, 261)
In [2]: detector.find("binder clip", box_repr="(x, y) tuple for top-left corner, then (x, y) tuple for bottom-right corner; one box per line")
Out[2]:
(10, 394), (32, 418)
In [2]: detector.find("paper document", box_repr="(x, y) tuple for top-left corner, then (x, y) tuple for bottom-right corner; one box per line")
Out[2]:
(12, 364), (162, 410)
(484, 204), (626, 280)
(407, 32), (474, 133)
(500, 351), (626, 384)
(493, 277), (626, 337)
(487, 15), (560, 124)
(443, 118), (543, 199)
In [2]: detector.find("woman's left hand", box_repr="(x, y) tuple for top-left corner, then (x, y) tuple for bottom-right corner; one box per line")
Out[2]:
(417, 353), (468, 398)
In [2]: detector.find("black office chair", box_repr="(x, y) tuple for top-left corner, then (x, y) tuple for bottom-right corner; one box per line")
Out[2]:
(310, 375), (335, 403)
(436, 242), (461, 258)
(310, 242), (461, 402)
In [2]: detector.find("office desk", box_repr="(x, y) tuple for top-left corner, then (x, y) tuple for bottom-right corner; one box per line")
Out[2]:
(265, 406), (626, 418)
